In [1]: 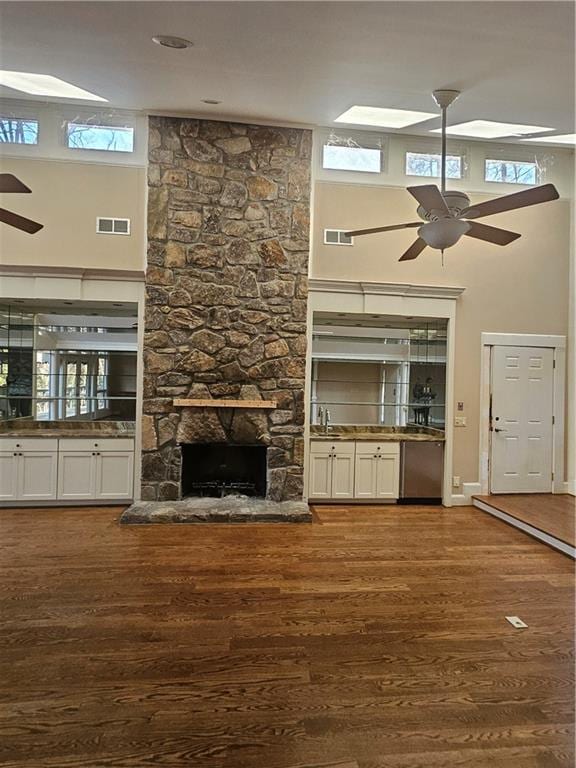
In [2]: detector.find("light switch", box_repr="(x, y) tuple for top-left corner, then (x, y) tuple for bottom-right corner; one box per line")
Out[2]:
(454, 416), (467, 427)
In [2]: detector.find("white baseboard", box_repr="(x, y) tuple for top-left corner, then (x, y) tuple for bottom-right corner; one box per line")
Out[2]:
(562, 480), (576, 496)
(451, 482), (482, 506)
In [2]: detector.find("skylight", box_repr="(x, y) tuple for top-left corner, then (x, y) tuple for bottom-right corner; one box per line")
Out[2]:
(335, 106), (437, 129)
(522, 134), (576, 145)
(0, 71), (107, 102)
(430, 120), (553, 139)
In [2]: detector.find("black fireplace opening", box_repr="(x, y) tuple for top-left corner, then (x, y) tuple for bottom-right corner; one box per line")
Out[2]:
(181, 443), (267, 499)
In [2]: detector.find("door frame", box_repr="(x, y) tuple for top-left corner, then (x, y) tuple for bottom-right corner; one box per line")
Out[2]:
(479, 333), (566, 495)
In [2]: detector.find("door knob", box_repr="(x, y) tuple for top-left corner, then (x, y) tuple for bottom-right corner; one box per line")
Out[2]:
(494, 428), (507, 433)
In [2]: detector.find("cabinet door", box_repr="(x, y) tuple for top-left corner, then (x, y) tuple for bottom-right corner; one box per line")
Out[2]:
(58, 452), (95, 500)
(19, 452), (58, 501)
(0, 452), (19, 501)
(309, 452), (333, 499)
(376, 454), (400, 499)
(95, 452), (134, 500)
(331, 453), (355, 499)
(354, 452), (378, 498)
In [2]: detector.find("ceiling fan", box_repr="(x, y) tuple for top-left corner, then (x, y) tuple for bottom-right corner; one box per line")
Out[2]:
(0, 174), (44, 234)
(345, 90), (559, 261)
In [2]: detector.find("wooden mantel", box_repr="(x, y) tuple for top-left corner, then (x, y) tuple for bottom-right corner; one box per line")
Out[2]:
(173, 399), (277, 409)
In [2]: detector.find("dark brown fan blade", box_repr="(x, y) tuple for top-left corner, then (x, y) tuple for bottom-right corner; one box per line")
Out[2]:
(465, 221), (521, 246)
(399, 238), (426, 262)
(462, 183), (559, 220)
(0, 207), (43, 234)
(407, 185), (450, 215)
(0, 174), (31, 194)
(345, 222), (421, 237)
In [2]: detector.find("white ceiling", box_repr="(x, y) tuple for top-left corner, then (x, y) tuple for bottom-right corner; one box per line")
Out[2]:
(0, 1), (574, 138)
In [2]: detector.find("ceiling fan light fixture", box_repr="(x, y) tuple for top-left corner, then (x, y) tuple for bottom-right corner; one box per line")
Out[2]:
(419, 219), (470, 250)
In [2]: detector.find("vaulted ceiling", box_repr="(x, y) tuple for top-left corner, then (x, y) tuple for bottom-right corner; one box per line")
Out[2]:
(0, 1), (574, 139)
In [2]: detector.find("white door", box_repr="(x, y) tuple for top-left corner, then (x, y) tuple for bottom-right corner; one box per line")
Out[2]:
(354, 452), (378, 498)
(95, 452), (134, 499)
(331, 452), (355, 499)
(19, 452), (58, 501)
(0, 453), (18, 500)
(309, 451), (333, 499)
(490, 346), (554, 493)
(58, 451), (95, 499)
(375, 454), (400, 499)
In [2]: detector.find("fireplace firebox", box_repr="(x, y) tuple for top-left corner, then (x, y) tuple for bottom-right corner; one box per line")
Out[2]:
(181, 444), (267, 499)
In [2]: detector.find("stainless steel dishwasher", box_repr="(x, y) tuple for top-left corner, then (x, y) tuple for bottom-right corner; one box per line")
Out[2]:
(399, 441), (444, 503)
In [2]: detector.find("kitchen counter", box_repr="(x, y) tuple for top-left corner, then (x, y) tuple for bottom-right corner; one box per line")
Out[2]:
(0, 420), (135, 439)
(310, 425), (444, 442)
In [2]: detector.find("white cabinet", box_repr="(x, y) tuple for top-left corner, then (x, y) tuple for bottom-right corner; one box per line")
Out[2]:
(309, 441), (355, 500)
(58, 439), (134, 501)
(0, 452), (19, 500)
(354, 443), (400, 500)
(0, 439), (58, 501)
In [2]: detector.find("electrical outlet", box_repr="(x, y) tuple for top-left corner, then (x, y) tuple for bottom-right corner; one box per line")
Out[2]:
(452, 476), (461, 487)
(454, 416), (467, 427)
(506, 616), (528, 629)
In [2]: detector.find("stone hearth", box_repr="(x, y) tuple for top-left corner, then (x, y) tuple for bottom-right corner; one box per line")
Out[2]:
(141, 117), (311, 504)
(120, 497), (312, 524)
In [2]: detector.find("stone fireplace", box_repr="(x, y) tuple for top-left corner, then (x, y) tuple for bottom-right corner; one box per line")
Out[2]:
(140, 117), (311, 505)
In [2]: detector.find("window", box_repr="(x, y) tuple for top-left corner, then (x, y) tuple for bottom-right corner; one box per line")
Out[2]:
(66, 122), (134, 153)
(324, 229), (354, 246)
(96, 217), (131, 235)
(322, 144), (381, 173)
(97, 354), (109, 410)
(406, 151), (462, 179)
(35, 352), (52, 420)
(485, 159), (537, 185)
(0, 116), (39, 145)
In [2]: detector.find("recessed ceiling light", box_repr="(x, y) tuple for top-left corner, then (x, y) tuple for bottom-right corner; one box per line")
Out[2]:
(202, 99), (222, 105)
(0, 71), (107, 101)
(152, 35), (193, 49)
(430, 120), (554, 139)
(335, 105), (438, 128)
(521, 133), (576, 145)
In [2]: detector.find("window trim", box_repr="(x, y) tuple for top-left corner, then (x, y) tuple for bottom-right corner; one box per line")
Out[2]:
(0, 115), (40, 146)
(405, 150), (464, 180)
(320, 129), (388, 176)
(483, 157), (539, 185)
(65, 120), (136, 154)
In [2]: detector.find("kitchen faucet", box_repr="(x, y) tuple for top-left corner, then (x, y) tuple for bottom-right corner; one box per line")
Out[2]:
(324, 408), (331, 433)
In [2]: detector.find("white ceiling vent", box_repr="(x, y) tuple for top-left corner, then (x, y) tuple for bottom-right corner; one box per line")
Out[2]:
(96, 217), (131, 235)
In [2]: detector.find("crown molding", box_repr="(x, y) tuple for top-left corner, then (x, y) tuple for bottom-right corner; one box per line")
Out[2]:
(0, 264), (145, 282)
(308, 278), (465, 300)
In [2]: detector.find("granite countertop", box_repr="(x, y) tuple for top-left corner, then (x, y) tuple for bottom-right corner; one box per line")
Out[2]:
(310, 425), (445, 442)
(0, 420), (136, 439)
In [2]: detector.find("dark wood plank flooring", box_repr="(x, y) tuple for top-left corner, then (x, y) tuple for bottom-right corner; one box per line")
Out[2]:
(475, 494), (576, 547)
(0, 503), (573, 767)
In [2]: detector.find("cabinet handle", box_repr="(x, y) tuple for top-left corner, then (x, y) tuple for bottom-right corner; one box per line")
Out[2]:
(16, 443), (21, 448)
(13, 452), (17, 456)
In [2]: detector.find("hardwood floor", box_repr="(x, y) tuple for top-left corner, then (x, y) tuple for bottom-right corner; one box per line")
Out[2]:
(475, 494), (576, 547)
(0, 503), (573, 767)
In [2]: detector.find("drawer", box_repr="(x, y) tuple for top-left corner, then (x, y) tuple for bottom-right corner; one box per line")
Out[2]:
(0, 438), (58, 452)
(310, 440), (355, 454)
(58, 438), (134, 452)
(355, 441), (400, 456)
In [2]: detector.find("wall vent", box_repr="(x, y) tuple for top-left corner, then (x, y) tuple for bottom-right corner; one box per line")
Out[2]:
(96, 217), (131, 235)
(324, 229), (354, 246)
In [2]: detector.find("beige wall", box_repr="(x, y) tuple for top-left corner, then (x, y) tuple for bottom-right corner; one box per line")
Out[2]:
(0, 157), (146, 272)
(312, 182), (571, 488)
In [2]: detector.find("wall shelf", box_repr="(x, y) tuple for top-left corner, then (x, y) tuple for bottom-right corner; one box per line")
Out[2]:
(173, 399), (277, 409)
